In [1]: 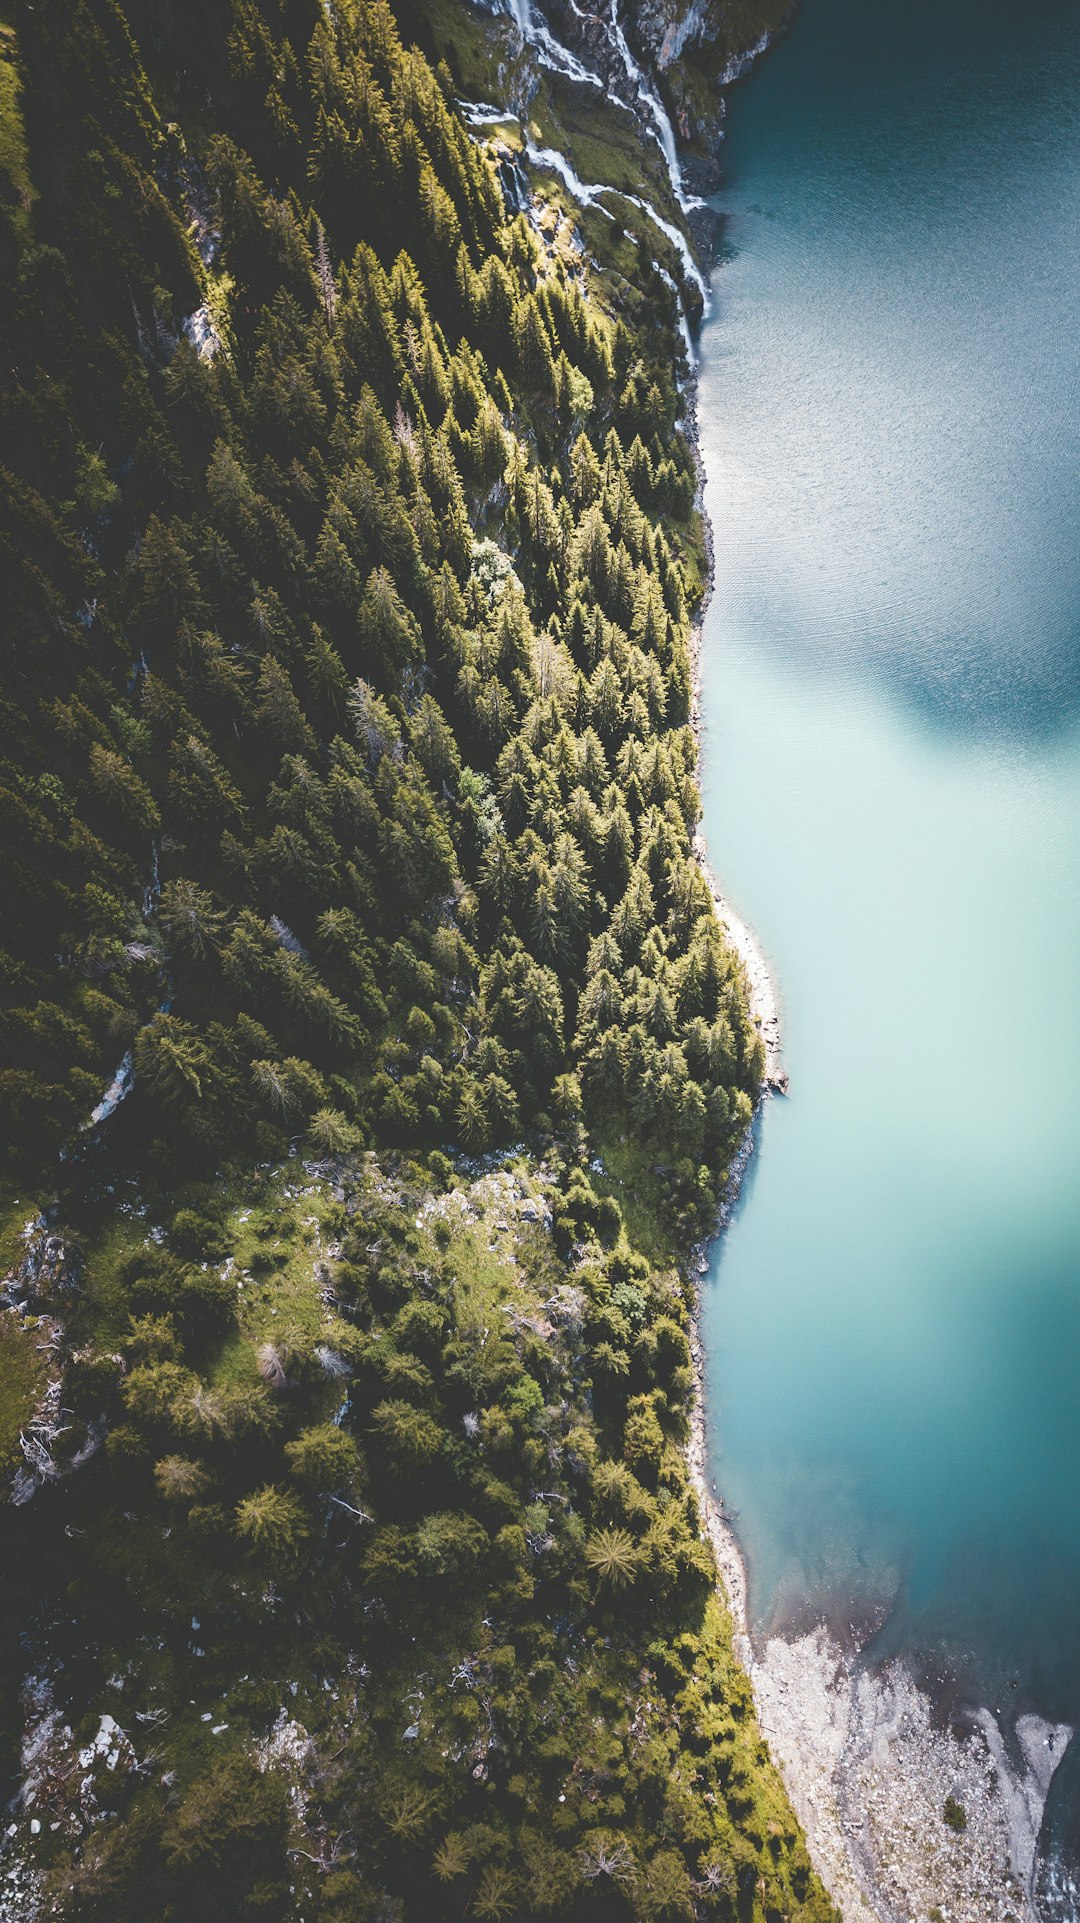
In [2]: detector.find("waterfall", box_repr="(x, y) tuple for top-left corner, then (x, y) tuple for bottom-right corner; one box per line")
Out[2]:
(531, 23), (603, 87)
(606, 0), (682, 197)
(467, 0), (712, 343)
(523, 142), (612, 211)
(602, 0), (710, 218)
(459, 100), (521, 124)
(506, 0), (605, 88)
(623, 194), (709, 308)
(81, 840), (165, 1134)
(655, 264), (696, 368)
(492, 0), (712, 222)
(523, 144), (703, 345)
(181, 304), (222, 362)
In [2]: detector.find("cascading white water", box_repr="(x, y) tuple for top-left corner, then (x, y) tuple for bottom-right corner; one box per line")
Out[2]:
(81, 841), (164, 1133)
(471, 0), (715, 349)
(459, 100), (520, 124)
(532, 24), (603, 88)
(655, 263), (695, 368)
(506, 0), (605, 88)
(524, 142), (612, 209)
(606, 0), (683, 197)
(602, 0), (708, 216)
(623, 193), (708, 306)
(522, 143), (704, 350)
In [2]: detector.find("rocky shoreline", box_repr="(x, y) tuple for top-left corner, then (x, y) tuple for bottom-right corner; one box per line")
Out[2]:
(753, 1626), (1071, 1923)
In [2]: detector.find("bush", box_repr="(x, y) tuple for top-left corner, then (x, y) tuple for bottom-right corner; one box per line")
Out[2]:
(943, 1795), (967, 1832)
(176, 1264), (237, 1339)
(170, 1207), (229, 1262)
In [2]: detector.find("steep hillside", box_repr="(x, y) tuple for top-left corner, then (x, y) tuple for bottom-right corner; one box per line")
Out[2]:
(0, 2), (829, 1919)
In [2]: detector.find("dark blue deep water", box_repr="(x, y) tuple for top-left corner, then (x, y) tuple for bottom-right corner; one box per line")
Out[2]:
(696, 0), (1080, 1900)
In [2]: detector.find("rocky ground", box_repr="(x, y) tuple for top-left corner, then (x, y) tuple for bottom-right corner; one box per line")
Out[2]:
(754, 1627), (1071, 1923)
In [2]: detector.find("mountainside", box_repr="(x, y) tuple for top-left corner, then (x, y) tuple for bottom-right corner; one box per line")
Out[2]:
(0, 1), (831, 1918)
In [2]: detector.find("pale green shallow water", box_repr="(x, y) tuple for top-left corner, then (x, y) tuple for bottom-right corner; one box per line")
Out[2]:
(695, 0), (1080, 1889)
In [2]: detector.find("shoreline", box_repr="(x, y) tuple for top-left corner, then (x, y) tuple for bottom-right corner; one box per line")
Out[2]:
(682, 173), (1071, 1923)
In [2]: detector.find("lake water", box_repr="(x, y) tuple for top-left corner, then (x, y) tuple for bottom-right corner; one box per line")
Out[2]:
(695, 0), (1080, 1897)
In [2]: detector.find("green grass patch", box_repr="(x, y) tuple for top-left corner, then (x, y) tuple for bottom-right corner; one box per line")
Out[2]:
(0, 1179), (43, 1282)
(212, 1170), (340, 1393)
(589, 1133), (679, 1267)
(529, 71), (677, 218)
(0, 1311), (47, 1472)
(415, 0), (512, 105)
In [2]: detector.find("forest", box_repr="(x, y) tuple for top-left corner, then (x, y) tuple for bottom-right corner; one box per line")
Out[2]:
(0, 1), (834, 1917)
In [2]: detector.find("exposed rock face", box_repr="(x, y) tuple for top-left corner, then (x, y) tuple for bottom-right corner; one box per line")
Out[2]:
(633, 0), (715, 69)
(12, 1228), (83, 1309)
(537, 0), (787, 188)
(632, 0), (791, 70)
(543, 0), (624, 90)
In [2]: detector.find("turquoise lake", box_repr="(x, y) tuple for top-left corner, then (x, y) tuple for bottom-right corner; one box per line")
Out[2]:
(695, 0), (1080, 1889)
